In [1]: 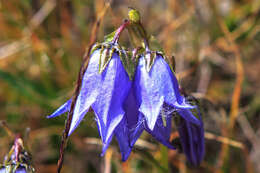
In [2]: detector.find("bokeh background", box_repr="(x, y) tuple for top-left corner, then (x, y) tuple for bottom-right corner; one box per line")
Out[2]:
(0, 0), (260, 172)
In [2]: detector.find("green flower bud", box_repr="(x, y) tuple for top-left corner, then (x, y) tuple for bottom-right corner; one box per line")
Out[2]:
(128, 8), (140, 23)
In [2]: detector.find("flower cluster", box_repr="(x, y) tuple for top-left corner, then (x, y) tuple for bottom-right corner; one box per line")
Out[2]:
(0, 136), (35, 173)
(48, 9), (205, 165)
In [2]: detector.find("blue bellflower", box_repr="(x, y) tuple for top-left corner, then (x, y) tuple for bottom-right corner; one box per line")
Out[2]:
(0, 166), (27, 173)
(48, 47), (133, 160)
(123, 87), (175, 149)
(134, 54), (199, 130)
(177, 109), (205, 165)
(0, 136), (35, 173)
(121, 53), (201, 152)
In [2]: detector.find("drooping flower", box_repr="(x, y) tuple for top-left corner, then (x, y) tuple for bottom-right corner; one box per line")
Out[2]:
(176, 108), (205, 166)
(47, 43), (134, 160)
(123, 88), (175, 149)
(121, 53), (201, 152)
(0, 166), (27, 173)
(133, 53), (199, 131)
(0, 136), (35, 173)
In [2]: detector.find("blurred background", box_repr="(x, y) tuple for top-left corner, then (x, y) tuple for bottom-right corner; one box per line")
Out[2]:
(0, 0), (260, 172)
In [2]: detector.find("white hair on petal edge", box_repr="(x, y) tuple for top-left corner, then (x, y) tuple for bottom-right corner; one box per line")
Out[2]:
(160, 104), (176, 119)
(129, 116), (146, 132)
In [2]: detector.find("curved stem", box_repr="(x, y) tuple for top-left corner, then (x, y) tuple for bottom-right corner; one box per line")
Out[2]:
(112, 20), (130, 44)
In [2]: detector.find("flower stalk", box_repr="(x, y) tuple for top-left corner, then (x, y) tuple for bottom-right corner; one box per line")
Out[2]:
(112, 20), (130, 44)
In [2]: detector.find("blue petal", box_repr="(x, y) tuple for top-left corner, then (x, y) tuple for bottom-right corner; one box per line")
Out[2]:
(134, 55), (194, 130)
(0, 166), (28, 173)
(47, 99), (71, 118)
(92, 52), (132, 144)
(177, 109), (205, 165)
(178, 108), (200, 126)
(100, 132), (113, 157)
(100, 117), (132, 162)
(15, 167), (27, 173)
(124, 89), (175, 149)
(68, 50), (104, 135)
(47, 50), (103, 135)
(145, 106), (175, 149)
(123, 87), (144, 147)
(114, 116), (132, 161)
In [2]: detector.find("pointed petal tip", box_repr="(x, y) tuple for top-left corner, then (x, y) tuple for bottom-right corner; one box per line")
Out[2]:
(46, 99), (72, 119)
(46, 110), (64, 119)
(101, 142), (110, 157)
(100, 145), (132, 162)
(129, 142), (135, 148)
(46, 112), (61, 119)
(68, 126), (76, 137)
(68, 118), (83, 136)
(174, 102), (196, 110)
(147, 119), (156, 131)
(100, 133), (114, 157)
(100, 152), (105, 157)
(139, 98), (164, 131)
(46, 115), (54, 119)
(121, 150), (132, 162)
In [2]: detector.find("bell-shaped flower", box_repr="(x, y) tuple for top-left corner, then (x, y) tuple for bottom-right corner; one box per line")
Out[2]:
(123, 87), (175, 150)
(134, 53), (199, 131)
(119, 53), (201, 152)
(47, 44), (133, 159)
(176, 108), (205, 165)
(0, 166), (27, 173)
(0, 136), (35, 173)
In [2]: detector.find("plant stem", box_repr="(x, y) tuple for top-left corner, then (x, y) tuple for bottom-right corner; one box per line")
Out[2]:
(112, 19), (130, 44)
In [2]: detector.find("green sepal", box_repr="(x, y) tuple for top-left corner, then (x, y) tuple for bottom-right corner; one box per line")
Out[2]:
(160, 107), (167, 127)
(190, 108), (200, 121)
(173, 96), (201, 123)
(144, 51), (157, 72)
(147, 35), (176, 72)
(162, 54), (176, 74)
(98, 44), (114, 74)
(127, 23), (146, 48)
(170, 55), (176, 72)
(0, 164), (35, 173)
(118, 46), (136, 80)
(104, 30), (117, 43)
(148, 35), (165, 54)
(92, 42), (135, 80)
(188, 98), (201, 121)
(90, 43), (102, 55)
